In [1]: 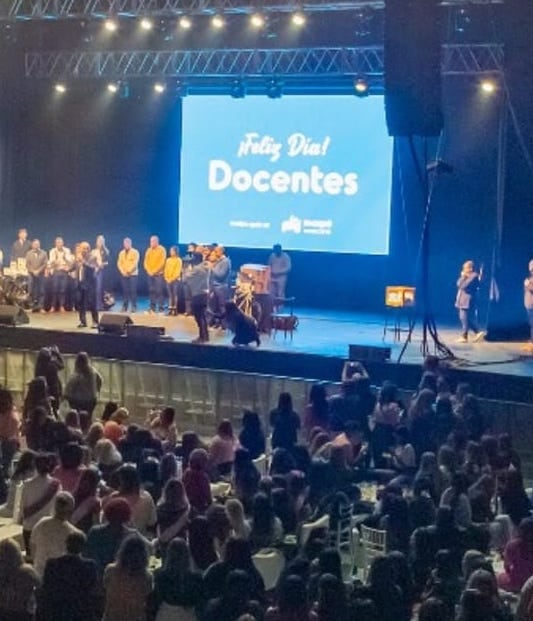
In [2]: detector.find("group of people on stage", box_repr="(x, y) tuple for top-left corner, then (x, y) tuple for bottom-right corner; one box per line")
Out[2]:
(0, 229), (293, 343)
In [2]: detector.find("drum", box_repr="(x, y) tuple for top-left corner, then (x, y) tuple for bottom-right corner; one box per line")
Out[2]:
(240, 264), (271, 294)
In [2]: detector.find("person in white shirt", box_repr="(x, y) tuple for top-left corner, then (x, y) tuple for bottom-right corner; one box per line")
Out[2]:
(268, 243), (292, 301)
(48, 237), (74, 312)
(30, 491), (82, 577)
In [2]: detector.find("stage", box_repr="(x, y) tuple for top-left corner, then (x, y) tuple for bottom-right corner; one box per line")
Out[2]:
(1, 304), (532, 403)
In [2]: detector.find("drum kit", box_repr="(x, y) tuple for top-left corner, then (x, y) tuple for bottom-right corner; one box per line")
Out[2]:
(0, 272), (31, 308)
(234, 264), (271, 321)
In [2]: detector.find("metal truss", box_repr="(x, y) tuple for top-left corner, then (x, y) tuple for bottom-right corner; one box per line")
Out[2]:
(4, 0), (503, 20)
(24, 44), (504, 80)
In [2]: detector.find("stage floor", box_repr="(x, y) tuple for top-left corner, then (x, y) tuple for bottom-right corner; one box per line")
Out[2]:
(19, 305), (533, 379)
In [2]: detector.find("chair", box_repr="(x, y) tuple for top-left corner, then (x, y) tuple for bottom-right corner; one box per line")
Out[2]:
(360, 524), (387, 581)
(252, 548), (286, 591)
(253, 454), (268, 476)
(299, 514), (330, 547)
(329, 503), (356, 582)
(209, 481), (231, 498)
(271, 297), (298, 340)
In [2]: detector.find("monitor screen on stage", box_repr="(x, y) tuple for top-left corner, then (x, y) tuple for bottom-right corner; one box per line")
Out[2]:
(179, 95), (393, 254)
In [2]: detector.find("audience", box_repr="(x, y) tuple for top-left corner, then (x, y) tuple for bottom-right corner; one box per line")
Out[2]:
(239, 410), (266, 460)
(270, 392), (300, 451)
(209, 419), (240, 476)
(0, 538), (40, 621)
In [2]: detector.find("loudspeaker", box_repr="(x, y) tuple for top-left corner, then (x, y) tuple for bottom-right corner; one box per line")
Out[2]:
(126, 325), (165, 341)
(0, 305), (30, 326)
(384, 0), (443, 136)
(349, 344), (391, 363)
(98, 313), (133, 335)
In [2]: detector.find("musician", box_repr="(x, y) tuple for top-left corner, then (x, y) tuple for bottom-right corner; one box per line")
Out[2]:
(143, 235), (167, 314)
(10, 228), (31, 264)
(268, 243), (291, 301)
(210, 246), (232, 328)
(164, 246), (183, 316)
(75, 242), (99, 328)
(524, 259), (533, 351)
(92, 234), (110, 311)
(117, 237), (139, 313)
(184, 252), (210, 343)
(25, 239), (48, 312)
(225, 301), (261, 347)
(455, 260), (485, 343)
(48, 237), (74, 313)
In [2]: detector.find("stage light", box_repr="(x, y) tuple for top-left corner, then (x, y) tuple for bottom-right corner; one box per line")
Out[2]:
(140, 18), (153, 30)
(250, 13), (265, 28)
(291, 12), (306, 26)
(179, 16), (192, 29)
(480, 79), (497, 94)
(212, 14), (225, 29)
(104, 19), (118, 32)
(230, 79), (246, 99)
(154, 82), (166, 93)
(54, 83), (67, 93)
(266, 79), (283, 99)
(354, 78), (369, 97)
(107, 82), (119, 93)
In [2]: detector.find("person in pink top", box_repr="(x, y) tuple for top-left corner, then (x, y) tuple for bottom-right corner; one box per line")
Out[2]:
(0, 387), (21, 475)
(209, 419), (240, 477)
(498, 517), (533, 593)
(52, 442), (86, 494)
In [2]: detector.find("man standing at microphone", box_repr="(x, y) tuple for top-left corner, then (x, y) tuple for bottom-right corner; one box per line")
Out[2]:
(455, 260), (485, 343)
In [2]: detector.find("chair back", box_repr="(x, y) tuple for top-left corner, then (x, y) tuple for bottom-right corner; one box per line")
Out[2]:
(299, 513), (330, 547)
(252, 548), (286, 591)
(253, 454), (268, 476)
(360, 524), (387, 581)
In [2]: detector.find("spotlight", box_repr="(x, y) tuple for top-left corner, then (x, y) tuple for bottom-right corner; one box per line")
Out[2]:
(291, 11), (306, 26)
(107, 82), (119, 93)
(266, 79), (283, 99)
(230, 79), (246, 99)
(104, 19), (118, 32)
(354, 77), (369, 96)
(54, 83), (67, 93)
(140, 18), (153, 30)
(454, 7), (471, 34)
(154, 82), (166, 93)
(212, 14), (225, 29)
(179, 16), (192, 29)
(480, 79), (496, 94)
(250, 13), (265, 28)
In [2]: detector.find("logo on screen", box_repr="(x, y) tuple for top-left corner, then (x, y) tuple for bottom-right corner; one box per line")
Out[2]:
(281, 216), (302, 234)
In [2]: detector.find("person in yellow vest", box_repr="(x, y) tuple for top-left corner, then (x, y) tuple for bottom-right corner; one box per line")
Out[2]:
(143, 235), (167, 314)
(117, 237), (140, 313)
(164, 246), (183, 316)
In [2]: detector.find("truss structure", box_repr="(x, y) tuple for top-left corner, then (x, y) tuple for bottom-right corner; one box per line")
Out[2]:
(24, 44), (504, 80)
(4, 0), (503, 19)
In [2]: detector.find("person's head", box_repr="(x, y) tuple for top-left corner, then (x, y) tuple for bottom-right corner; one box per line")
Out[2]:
(466, 568), (498, 601)
(438, 445), (457, 472)
(123, 237), (132, 251)
(187, 242), (196, 254)
(188, 448), (209, 472)
(273, 243), (282, 256)
(419, 451), (437, 474)
(103, 497), (132, 526)
(58, 442), (83, 470)
(34, 452), (54, 476)
(458, 588), (493, 621)
(393, 426), (410, 446)
(518, 517), (533, 548)
(418, 598), (453, 621)
(271, 487), (292, 531)
(251, 492), (274, 535)
(214, 245), (225, 259)
(66, 531), (86, 555)
(74, 467), (100, 502)
(0, 538), (24, 583)
(54, 491), (75, 521)
(225, 498), (246, 527)
(55, 236), (64, 249)
(455, 382), (472, 403)
(159, 453), (178, 485)
(501, 467), (525, 495)
(161, 478), (188, 508)
(435, 506), (455, 532)
(318, 547), (342, 580)
(344, 421), (363, 446)
(277, 392), (293, 412)
(110, 407), (129, 425)
(64, 409), (80, 430)
(498, 432), (513, 453)
(78, 241), (91, 258)
(116, 535), (149, 575)
(224, 536), (253, 568)
(86, 422), (105, 448)
(117, 463), (141, 495)
(379, 381), (399, 405)
(463, 260), (474, 274)
(188, 515), (217, 570)
(206, 503), (232, 543)
(435, 549), (457, 579)
(26, 376), (49, 403)
(418, 371), (438, 394)
(30, 238), (40, 251)
(18, 227), (28, 241)
(12, 450), (36, 480)
(149, 235), (159, 249)
(101, 401), (118, 423)
(309, 431), (330, 456)
(412, 388), (436, 416)
(167, 245), (178, 258)
(309, 383), (328, 406)
(181, 431), (201, 467)
(317, 573), (346, 616)
(74, 351), (91, 374)
(462, 550), (490, 581)
(368, 554), (395, 590)
(436, 395), (453, 419)
(163, 537), (190, 574)
(159, 406), (175, 428)
(270, 447), (295, 475)
(278, 574), (308, 614)
(95, 234), (105, 249)
(217, 418), (234, 439)
(242, 410), (262, 433)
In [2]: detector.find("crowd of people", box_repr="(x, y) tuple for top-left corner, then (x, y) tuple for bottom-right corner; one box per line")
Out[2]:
(0, 350), (533, 621)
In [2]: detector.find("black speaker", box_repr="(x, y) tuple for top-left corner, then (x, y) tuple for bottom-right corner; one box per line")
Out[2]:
(126, 325), (165, 341)
(384, 0), (443, 137)
(0, 305), (30, 326)
(98, 313), (133, 335)
(349, 344), (391, 363)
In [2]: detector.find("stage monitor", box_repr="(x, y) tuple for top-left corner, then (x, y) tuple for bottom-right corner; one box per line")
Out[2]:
(179, 95), (393, 255)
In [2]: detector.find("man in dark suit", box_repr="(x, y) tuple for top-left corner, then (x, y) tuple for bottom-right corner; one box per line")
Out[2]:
(75, 242), (99, 328)
(10, 227), (32, 263)
(38, 531), (100, 621)
(455, 260), (485, 343)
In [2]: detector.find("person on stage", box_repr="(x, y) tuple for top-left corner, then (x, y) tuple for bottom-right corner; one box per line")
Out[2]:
(75, 242), (99, 329)
(48, 237), (74, 313)
(225, 301), (261, 347)
(143, 235), (167, 314)
(117, 237), (139, 313)
(455, 260), (485, 343)
(184, 252), (210, 343)
(92, 234), (110, 312)
(268, 243), (292, 301)
(523, 259), (533, 352)
(25, 239), (48, 313)
(182, 243), (198, 315)
(210, 246), (232, 328)
(10, 228), (31, 265)
(164, 245), (183, 316)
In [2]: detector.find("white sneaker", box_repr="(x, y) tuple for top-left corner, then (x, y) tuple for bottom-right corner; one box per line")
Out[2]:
(473, 331), (486, 343)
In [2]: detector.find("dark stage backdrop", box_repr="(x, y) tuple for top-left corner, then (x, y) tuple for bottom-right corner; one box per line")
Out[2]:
(0, 78), (503, 319)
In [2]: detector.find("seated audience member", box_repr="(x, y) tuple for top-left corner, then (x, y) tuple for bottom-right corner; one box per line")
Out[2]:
(408, 388), (437, 461)
(497, 433), (521, 471)
(102, 535), (153, 621)
(156, 478), (190, 558)
(204, 536), (265, 602)
(308, 548), (343, 602)
(465, 569), (512, 621)
(272, 487), (296, 534)
(206, 503), (232, 557)
(71, 467), (101, 532)
(247, 492), (284, 551)
(103, 407), (129, 445)
(434, 395), (457, 447)
(425, 507), (465, 568)
(85, 497), (136, 577)
(179, 431), (204, 468)
(0, 387), (21, 469)
(234, 448), (260, 508)
(183, 448), (212, 514)
(0, 538), (40, 621)
(468, 474), (496, 523)
(329, 421), (368, 468)
(379, 495), (412, 554)
(226, 497), (251, 539)
(462, 550), (492, 583)
(0, 449), (35, 518)
(104, 463), (156, 536)
(52, 441), (85, 493)
(63, 351), (102, 419)
(266, 574), (318, 621)
(498, 469), (532, 528)
(270, 392), (301, 451)
(148, 406), (178, 449)
(314, 573), (350, 621)
(517, 575), (533, 621)
(303, 383), (330, 439)
(189, 515), (218, 571)
(93, 438), (123, 481)
(30, 491), (81, 577)
(23, 405), (55, 452)
(498, 517), (533, 593)
(86, 422), (105, 459)
(209, 419), (240, 476)
(204, 569), (264, 621)
(309, 431), (330, 458)
(270, 447), (296, 476)
(20, 453), (61, 555)
(363, 555), (410, 621)
(481, 435), (502, 471)
(38, 531), (99, 621)
(437, 445), (457, 490)
(418, 597), (454, 621)
(159, 452), (178, 490)
(370, 381), (402, 468)
(389, 425), (416, 476)
(239, 410), (266, 460)
(101, 401), (119, 423)
(225, 301), (261, 347)
(149, 538), (205, 621)
(459, 394), (486, 442)
(414, 452), (445, 503)
(64, 409), (84, 442)
(440, 472), (472, 529)
(408, 477), (437, 529)
(422, 549), (463, 613)
(23, 377), (53, 424)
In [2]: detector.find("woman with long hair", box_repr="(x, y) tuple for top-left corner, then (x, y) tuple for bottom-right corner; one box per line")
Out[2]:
(209, 419), (239, 477)
(314, 573), (349, 621)
(23, 377), (53, 422)
(188, 515), (218, 571)
(248, 492), (284, 552)
(370, 381), (402, 468)
(498, 469), (532, 528)
(270, 392), (300, 451)
(303, 384), (330, 439)
(234, 448), (260, 510)
(64, 352), (102, 420)
(239, 410), (266, 460)
(156, 478), (190, 558)
(183, 448), (212, 514)
(34, 346), (64, 415)
(149, 407), (178, 449)
(497, 517), (533, 593)
(408, 388), (437, 461)
(225, 498), (251, 539)
(0, 387), (21, 487)
(92, 234), (110, 312)
(150, 538), (204, 621)
(0, 538), (40, 621)
(440, 472), (472, 529)
(103, 535), (153, 621)
(0, 450), (35, 518)
(71, 467), (101, 533)
(266, 574), (317, 621)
